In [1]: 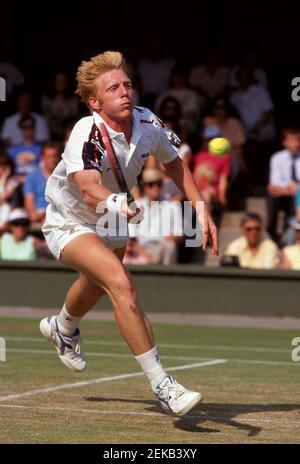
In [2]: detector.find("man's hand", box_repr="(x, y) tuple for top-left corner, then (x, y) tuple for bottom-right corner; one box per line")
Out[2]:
(121, 198), (142, 223)
(198, 206), (218, 255)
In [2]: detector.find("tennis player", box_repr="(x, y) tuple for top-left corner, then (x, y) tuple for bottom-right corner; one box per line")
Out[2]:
(40, 51), (218, 416)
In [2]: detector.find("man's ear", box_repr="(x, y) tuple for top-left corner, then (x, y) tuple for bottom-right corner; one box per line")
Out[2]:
(88, 95), (101, 111)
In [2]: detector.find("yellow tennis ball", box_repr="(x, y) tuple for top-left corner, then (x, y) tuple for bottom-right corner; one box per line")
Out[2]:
(208, 137), (231, 156)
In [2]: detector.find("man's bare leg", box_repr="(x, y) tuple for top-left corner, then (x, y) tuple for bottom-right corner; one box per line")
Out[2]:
(40, 232), (202, 415)
(60, 242), (154, 345)
(60, 233), (153, 355)
(63, 246), (125, 318)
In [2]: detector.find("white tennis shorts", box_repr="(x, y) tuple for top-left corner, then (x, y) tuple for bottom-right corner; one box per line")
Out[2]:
(42, 206), (129, 261)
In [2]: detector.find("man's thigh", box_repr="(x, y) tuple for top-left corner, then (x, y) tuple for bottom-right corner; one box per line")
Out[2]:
(78, 243), (127, 295)
(61, 233), (130, 294)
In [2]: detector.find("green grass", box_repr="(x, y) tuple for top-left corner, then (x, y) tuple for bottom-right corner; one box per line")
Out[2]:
(0, 317), (300, 443)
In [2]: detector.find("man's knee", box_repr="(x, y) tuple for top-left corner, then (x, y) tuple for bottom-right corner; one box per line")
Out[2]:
(111, 272), (138, 309)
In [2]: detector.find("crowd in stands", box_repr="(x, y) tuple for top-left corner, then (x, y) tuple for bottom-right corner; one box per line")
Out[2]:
(1, 38), (300, 270)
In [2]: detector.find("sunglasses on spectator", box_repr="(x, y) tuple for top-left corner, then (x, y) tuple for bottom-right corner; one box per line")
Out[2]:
(244, 226), (261, 232)
(145, 181), (163, 188)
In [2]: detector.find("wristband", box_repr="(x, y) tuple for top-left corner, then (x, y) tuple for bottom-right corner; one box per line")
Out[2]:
(106, 193), (126, 214)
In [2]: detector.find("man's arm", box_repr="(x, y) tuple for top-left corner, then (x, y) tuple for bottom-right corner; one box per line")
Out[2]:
(72, 170), (137, 220)
(24, 193), (45, 222)
(163, 156), (218, 255)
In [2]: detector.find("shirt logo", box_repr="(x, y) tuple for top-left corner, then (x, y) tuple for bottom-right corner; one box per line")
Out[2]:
(91, 138), (106, 157)
(140, 152), (150, 159)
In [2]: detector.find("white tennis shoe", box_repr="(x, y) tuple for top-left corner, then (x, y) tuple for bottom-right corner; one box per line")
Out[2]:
(39, 316), (86, 372)
(154, 375), (202, 416)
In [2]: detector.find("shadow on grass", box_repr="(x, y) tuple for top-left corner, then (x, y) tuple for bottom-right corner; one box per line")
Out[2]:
(85, 397), (300, 437)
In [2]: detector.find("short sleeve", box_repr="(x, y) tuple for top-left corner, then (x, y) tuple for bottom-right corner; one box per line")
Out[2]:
(24, 172), (34, 194)
(62, 119), (106, 179)
(1, 118), (12, 141)
(151, 114), (179, 164)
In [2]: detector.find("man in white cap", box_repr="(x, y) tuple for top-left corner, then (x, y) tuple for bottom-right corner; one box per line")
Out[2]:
(129, 168), (183, 264)
(0, 209), (36, 260)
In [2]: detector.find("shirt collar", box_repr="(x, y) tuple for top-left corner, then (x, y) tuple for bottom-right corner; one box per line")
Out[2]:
(92, 111), (120, 139)
(92, 109), (142, 145)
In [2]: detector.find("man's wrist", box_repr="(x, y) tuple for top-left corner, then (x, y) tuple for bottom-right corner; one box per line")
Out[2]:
(106, 193), (127, 214)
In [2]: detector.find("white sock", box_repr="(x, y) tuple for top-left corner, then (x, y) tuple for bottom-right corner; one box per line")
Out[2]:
(135, 346), (167, 391)
(56, 304), (81, 336)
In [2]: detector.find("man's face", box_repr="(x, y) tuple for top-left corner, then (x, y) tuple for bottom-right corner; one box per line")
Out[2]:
(237, 69), (252, 89)
(143, 180), (163, 201)
(295, 230), (300, 243)
(21, 120), (35, 140)
(242, 220), (262, 247)
(42, 147), (60, 172)
(283, 134), (300, 154)
(90, 69), (134, 122)
(18, 94), (32, 114)
(10, 222), (29, 240)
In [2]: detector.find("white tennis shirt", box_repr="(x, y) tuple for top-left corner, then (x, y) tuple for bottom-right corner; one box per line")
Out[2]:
(44, 107), (179, 228)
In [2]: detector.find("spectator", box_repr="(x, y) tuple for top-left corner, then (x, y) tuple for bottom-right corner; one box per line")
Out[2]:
(0, 47), (25, 98)
(155, 70), (202, 125)
(24, 142), (61, 224)
(123, 238), (155, 265)
(157, 96), (190, 141)
(224, 212), (280, 269)
(267, 127), (300, 242)
(137, 38), (175, 109)
(1, 91), (49, 146)
(202, 96), (246, 175)
(0, 209), (36, 260)
(41, 72), (79, 141)
(230, 67), (276, 185)
(230, 67), (275, 143)
(0, 151), (20, 231)
(63, 118), (77, 148)
(160, 116), (192, 202)
(129, 169), (183, 264)
(281, 222), (300, 270)
(192, 127), (230, 224)
(189, 48), (229, 104)
(7, 115), (42, 182)
(229, 46), (268, 90)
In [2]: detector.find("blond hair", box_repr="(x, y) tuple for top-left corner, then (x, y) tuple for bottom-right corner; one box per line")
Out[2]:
(75, 51), (127, 105)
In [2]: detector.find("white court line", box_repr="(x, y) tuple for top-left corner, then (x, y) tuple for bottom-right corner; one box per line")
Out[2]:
(0, 358), (226, 403)
(3, 336), (290, 354)
(5, 348), (211, 362)
(0, 403), (299, 428)
(4, 347), (298, 367)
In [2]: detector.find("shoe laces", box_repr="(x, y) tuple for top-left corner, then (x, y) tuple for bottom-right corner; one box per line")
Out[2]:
(157, 379), (185, 402)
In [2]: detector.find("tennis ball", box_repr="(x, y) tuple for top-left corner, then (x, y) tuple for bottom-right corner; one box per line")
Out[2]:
(208, 137), (231, 156)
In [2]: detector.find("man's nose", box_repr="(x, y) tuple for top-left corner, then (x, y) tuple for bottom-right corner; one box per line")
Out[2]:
(120, 84), (130, 96)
